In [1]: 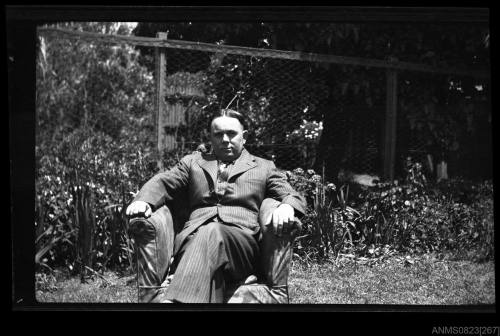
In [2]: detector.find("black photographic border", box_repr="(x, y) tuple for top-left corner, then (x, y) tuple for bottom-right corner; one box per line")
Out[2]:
(8, 5), (497, 326)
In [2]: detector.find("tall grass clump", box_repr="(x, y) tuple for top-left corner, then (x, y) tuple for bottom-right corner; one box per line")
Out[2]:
(287, 168), (358, 262)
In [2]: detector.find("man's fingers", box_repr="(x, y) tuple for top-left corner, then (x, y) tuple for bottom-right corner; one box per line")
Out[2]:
(282, 211), (294, 234)
(270, 206), (296, 236)
(277, 221), (283, 236)
(144, 205), (152, 218)
(141, 203), (152, 218)
(126, 201), (151, 218)
(284, 215), (295, 233)
(284, 214), (293, 225)
(272, 211), (278, 233)
(126, 204), (137, 216)
(274, 217), (282, 235)
(265, 212), (273, 225)
(274, 211), (284, 236)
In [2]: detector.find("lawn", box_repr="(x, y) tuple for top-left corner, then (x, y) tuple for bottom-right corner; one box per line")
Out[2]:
(35, 270), (138, 303)
(36, 253), (495, 305)
(288, 254), (495, 305)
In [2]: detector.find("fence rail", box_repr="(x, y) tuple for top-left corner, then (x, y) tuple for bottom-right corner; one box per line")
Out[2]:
(37, 27), (490, 79)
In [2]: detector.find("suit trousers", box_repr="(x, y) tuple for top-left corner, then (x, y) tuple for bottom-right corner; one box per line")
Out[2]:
(165, 220), (260, 303)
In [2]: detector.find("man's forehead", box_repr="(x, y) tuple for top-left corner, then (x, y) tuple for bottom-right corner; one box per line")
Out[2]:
(211, 116), (244, 131)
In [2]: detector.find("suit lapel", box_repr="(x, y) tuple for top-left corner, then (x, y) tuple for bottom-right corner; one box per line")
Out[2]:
(198, 153), (218, 188)
(197, 148), (257, 185)
(228, 148), (257, 180)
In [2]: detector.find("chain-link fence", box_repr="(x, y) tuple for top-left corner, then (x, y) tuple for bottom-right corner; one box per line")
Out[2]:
(160, 48), (323, 171)
(158, 45), (391, 179)
(37, 26), (491, 186)
(157, 38), (490, 181)
(35, 26), (493, 193)
(395, 70), (491, 179)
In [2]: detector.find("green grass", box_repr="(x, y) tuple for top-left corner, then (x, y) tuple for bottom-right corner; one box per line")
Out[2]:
(36, 271), (137, 303)
(36, 254), (495, 305)
(289, 255), (495, 305)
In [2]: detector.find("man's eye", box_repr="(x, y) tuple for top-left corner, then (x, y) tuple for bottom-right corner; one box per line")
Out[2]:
(215, 132), (235, 138)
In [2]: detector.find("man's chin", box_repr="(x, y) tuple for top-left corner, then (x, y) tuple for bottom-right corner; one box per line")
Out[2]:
(215, 151), (240, 161)
(219, 154), (234, 161)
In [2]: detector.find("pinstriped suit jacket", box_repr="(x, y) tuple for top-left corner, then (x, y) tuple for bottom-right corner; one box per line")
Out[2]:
(134, 148), (306, 254)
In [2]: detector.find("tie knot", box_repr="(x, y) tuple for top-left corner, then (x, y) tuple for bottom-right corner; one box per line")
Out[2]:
(219, 161), (231, 181)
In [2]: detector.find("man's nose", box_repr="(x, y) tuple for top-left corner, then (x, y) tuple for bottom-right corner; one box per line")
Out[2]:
(222, 134), (230, 142)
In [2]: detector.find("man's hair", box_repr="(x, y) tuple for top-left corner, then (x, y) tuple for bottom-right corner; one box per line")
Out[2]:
(209, 109), (248, 130)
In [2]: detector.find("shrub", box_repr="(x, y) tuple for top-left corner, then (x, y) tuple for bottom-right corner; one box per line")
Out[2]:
(355, 158), (494, 261)
(287, 157), (494, 262)
(36, 22), (159, 275)
(35, 153), (78, 272)
(36, 127), (160, 274)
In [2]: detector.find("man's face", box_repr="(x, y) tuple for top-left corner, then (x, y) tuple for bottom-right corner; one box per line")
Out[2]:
(210, 116), (247, 162)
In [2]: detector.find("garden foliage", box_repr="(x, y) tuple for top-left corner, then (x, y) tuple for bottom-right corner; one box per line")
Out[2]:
(287, 158), (494, 263)
(36, 22), (158, 276)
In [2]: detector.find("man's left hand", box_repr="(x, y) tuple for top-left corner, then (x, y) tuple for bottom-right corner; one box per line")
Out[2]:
(266, 203), (295, 236)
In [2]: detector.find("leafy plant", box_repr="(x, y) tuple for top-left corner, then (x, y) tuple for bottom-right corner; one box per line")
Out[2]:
(36, 22), (157, 274)
(287, 167), (360, 261)
(354, 158), (494, 260)
(288, 157), (494, 263)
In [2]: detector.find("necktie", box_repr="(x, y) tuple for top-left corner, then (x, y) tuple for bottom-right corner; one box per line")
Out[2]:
(216, 161), (231, 197)
(219, 162), (230, 181)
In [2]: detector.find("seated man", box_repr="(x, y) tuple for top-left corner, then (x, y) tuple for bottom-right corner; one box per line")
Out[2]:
(126, 109), (306, 303)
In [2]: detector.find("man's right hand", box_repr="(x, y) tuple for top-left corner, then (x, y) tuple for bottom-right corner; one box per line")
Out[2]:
(126, 201), (152, 218)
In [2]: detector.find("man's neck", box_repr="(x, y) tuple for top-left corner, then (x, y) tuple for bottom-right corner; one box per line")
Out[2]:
(218, 158), (235, 165)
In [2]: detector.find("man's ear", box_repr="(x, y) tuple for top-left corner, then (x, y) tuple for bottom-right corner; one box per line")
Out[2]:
(242, 130), (248, 141)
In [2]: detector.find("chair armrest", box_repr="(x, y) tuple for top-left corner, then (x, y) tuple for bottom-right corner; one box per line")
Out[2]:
(258, 198), (301, 288)
(127, 205), (174, 245)
(127, 205), (176, 302)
